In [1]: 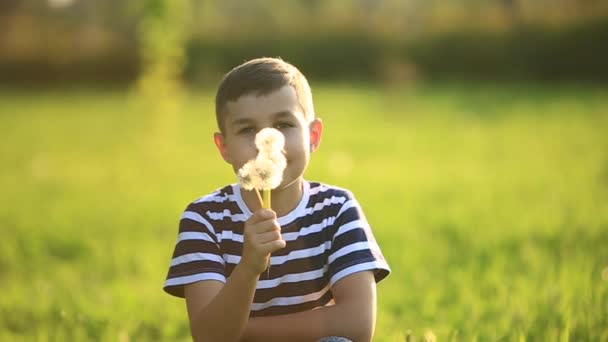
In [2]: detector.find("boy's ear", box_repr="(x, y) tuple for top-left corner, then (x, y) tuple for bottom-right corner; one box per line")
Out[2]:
(213, 132), (231, 163)
(309, 118), (323, 153)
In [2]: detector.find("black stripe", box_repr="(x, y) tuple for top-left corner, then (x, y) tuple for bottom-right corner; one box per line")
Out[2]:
(224, 251), (327, 279)
(335, 205), (361, 226)
(179, 218), (209, 233)
(189, 187), (241, 216)
(330, 250), (375, 275)
(332, 227), (369, 252)
(280, 199), (344, 228)
(171, 239), (220, 258)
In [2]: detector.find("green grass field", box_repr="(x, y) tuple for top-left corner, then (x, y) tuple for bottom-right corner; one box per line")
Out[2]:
(1, 83), (607, 341)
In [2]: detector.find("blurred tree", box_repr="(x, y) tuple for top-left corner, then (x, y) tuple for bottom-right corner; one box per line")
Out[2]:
(134, 0), (191, 111)
(131, 0), (192, 160)
(500, 0), (522, 24)
(1, 0), (607, 84)
(0, 0), (20, 13)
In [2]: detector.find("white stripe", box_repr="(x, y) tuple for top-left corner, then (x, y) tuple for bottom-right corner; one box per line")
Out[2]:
(300, 217), (336, 236)
(303, 196), (346, 215)
(256, 266), (328, 289)
(336, 199), (357, 218)
(223, 253), (241, 264)
(307, 184), (326, 196)
(182, 211), (216, 235)
(251, 283), (331, 311)
(165, 272), (226, 287)
(222, 216), (336, 243)
(270, 243), (329, 266)
(178, 231), (215, 243)
(308, 183), (341, 197)
(328, 241), (370, 264)
(206, 209), (248, 222)
(329, 260), (390, 286)
(333, 219), (368, 239)
(219, 230), (243, 243)
(171, 252), (224, 267)
(281, 216), (336, 241)
(280, 232), (299, 241)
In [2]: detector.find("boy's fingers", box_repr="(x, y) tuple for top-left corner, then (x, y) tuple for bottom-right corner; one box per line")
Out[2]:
(247, 218), (281, 234)
(259, 239), (286, 254)
(249, 208), (276, 224)
(256, 208), (276, 220)
(256, 230), (282, 244)
(268, 239), (286, 252)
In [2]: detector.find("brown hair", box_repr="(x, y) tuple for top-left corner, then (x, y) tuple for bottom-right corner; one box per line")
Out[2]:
(215, 57), (315, 133)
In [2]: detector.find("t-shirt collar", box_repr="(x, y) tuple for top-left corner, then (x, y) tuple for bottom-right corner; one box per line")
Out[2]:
(232, 180), (310, 226)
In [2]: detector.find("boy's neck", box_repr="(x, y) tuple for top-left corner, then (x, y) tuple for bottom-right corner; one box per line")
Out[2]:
(241, 178), (304, 217)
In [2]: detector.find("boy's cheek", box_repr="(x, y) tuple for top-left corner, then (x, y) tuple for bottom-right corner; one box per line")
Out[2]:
(284, 131), (308, 149)
(232, 143), (257, 159)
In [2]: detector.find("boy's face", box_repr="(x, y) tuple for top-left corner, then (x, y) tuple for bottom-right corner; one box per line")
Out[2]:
(214, 85), (323, 191)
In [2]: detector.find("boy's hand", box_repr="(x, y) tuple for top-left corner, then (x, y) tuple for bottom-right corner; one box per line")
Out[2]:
(241, 209), (286, 275)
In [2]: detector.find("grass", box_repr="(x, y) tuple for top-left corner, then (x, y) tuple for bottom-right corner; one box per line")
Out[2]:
(1, 82), (607, 341)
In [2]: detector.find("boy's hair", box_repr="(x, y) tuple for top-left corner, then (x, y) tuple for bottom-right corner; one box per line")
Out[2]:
(215, 57), (315, 133)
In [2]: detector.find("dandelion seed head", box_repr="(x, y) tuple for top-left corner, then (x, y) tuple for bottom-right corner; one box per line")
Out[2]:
(238, 128), (286, 190)
(254, 157), (284, 189)
(238, 161), (258, 190)
(265, 151), (287, 170)
(255, 128), (285, 155)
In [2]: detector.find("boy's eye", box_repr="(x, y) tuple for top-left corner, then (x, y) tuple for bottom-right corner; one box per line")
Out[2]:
(238, 127), (256, 134)
(275, 122), (294, 130)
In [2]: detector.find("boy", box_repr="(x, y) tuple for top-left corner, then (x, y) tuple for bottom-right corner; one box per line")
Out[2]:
(164, 57), (390, 342)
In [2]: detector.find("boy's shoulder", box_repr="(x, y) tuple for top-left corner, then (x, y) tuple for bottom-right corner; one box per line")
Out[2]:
(305, 181), (362, 214)
(307, 181), (355, 200)
(185, 184), (239, 211)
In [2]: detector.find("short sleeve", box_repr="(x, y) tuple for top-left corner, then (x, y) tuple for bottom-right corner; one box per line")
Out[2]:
(163, 203), (226, 297)
(328, 195), (390, 286)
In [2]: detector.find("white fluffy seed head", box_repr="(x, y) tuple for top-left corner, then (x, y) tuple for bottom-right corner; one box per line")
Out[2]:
(237, 161), (257, 190)
(255, 128), (285, 156)
(238, 128), (287, 190)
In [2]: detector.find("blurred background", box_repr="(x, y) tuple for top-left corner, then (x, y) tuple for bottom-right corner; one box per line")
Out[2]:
(2, 0), (608, 85)
(1, 1), (607, 341)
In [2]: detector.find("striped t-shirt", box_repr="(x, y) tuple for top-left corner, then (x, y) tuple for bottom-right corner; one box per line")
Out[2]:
(164, 180), (390, 317)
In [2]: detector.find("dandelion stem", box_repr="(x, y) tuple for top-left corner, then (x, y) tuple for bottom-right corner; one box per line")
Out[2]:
(254, 188), (264, 208)
(262, 188), (272, 277)
(262, 189), (271, 209)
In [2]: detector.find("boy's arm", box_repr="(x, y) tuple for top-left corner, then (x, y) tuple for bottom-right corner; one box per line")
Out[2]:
(184, 209), (286, 342)
(184, 265), (258, 342)
(241, 270), (377, 342)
